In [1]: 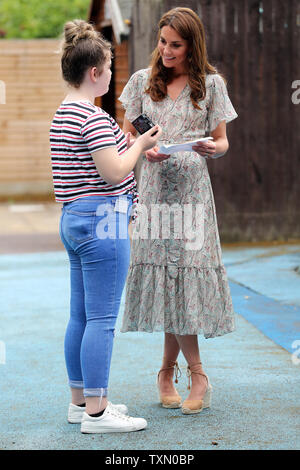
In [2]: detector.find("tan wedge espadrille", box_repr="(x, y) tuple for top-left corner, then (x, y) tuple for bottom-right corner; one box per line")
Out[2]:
(182, 362), (212, 415)
(157, 360), (182, 408)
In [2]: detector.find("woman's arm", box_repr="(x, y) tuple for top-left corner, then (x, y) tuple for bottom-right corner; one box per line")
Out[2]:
(210, 121), (229, 157)
(122, 118), (138, 241)
(122, 116), (144, 185)
(91, 125), (161, 185)
(123, 116), (170, 164)
(192, 121), (228, 158)
(123, 116), (138, 136)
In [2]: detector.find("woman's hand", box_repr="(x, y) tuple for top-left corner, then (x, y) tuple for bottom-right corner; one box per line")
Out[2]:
(125, 132), (136, 149)
(145, 146), (170, 163)
(192, 139), (217, 159)
(136, 125), (163, 152)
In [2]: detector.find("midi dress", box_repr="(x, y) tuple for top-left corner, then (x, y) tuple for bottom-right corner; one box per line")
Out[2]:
(119, 68), (238, 338)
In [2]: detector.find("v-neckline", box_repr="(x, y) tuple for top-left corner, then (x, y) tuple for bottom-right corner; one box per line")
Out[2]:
(167, 83), (189, 102)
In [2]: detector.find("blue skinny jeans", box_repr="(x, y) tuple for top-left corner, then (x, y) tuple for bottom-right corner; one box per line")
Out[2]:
(59, 195), (132, 398)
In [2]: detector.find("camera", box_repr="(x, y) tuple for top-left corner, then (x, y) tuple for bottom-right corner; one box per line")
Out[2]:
(131, 114), (158, 135)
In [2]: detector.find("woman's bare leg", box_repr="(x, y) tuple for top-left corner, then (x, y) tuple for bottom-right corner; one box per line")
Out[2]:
(175, 334), (208, 401)
(71, 388), (108, 414)
(85, 396), (108, 415)
(71, 388), (85, 405)
(158, 333), (181, 395)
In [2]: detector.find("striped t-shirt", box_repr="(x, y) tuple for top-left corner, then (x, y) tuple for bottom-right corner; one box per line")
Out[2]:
(49, 100), (138, 212)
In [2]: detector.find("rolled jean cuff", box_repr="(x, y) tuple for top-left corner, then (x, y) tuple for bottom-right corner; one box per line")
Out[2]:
(84, 388), (108, 397)
(69, 380), (84, 389)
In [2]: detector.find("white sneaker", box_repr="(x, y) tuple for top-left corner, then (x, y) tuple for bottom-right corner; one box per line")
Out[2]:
(80, 403), (147, 434)
(68, 401), (128, 424)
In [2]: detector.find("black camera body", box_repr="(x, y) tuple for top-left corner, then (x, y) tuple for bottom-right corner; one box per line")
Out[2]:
(131, 114), (158, 135)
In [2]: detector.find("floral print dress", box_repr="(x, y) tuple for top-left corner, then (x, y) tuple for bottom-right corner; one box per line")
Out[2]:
(119, 69), (238, 338)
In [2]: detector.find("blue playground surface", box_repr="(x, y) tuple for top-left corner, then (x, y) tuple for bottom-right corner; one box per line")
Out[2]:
(0, 244), (299, 450)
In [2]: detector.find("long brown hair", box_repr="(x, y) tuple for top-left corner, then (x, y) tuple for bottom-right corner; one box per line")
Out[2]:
(145, 7), (222, 109)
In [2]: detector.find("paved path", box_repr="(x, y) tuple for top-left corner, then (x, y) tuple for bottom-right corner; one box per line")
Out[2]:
(0, 204), (299, 450)
(0, 203), (62, 254)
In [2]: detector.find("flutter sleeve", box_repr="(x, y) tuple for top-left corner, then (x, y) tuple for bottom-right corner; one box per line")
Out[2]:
(118, 69), (147, 122)
(207, 74), (238, 133)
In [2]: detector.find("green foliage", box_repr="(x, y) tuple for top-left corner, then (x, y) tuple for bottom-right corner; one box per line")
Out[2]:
(0, 0), (90, 39)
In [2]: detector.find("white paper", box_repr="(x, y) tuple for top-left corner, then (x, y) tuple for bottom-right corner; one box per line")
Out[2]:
(158, 137), (213, 155)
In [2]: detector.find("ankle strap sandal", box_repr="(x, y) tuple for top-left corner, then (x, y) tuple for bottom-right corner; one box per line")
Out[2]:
(182, 362), (212, 415)
(158, 360), (182, 384)
(186, 361), (207, 390)
(157, 360), (182, 409)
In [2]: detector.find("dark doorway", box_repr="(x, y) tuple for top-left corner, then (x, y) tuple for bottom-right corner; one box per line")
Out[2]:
(100, 25), (116, 118)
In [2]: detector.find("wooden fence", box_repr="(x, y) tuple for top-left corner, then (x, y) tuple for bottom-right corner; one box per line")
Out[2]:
(0, 40), (64, 199)
(129, 0), (300, 241)
(0, 1), (299, 240)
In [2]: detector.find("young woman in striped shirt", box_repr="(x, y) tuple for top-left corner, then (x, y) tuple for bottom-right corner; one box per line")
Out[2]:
(50, 19), (161, 434)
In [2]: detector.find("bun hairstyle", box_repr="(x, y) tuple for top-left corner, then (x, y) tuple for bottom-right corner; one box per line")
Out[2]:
(61, 19), (111, 88)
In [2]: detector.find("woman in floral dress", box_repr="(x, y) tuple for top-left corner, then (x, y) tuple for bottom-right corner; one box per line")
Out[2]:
(119, 7), (238, 414)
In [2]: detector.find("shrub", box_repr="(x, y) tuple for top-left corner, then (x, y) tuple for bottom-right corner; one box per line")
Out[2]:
(0, 0), (90, 39)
